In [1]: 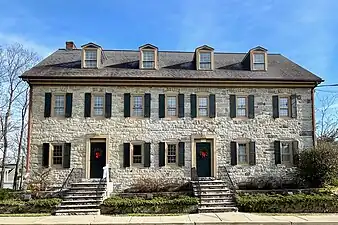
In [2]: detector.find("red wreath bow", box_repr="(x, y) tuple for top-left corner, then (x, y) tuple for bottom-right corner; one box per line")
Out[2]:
(95, 151), (101, 159)
(200, 150), (208, 158)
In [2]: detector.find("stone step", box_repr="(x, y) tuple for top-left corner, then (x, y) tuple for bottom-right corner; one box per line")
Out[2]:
(64, 195), (103, 199)
(70, 186), (106, 190)
(198, 192), (233, 197)
(192, 180), (226, 185)
(62, 199), (102, 204)
(198, 177), (216, 181)
(200, 198), (234, 203)
(198, 206), (238, 213)
(66, 190), (106, 196)
(199, 202), (236, 207)
(59, 204), (99, 209)
(55, 208), (100, 216)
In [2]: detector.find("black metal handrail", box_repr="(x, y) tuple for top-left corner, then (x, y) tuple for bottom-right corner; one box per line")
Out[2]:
(224, 166), (236, 192)
(191, 167), (201, 202)
(56, 168), (74, 197)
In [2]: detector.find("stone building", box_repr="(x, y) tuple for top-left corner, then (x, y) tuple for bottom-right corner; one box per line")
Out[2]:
(21, 42), (322, 193)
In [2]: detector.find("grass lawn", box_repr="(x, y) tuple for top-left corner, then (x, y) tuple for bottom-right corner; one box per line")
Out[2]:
(108, 213), (186, 217)
(256, 213), (338, 216)
(0, 213), (50, 217)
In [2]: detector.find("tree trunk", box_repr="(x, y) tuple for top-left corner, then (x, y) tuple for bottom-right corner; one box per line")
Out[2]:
(0, 111), (10, 188)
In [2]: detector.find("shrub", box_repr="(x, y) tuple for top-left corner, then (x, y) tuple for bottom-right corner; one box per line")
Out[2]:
(101, 195), (198, 214)
(26, 168), (53, 198)
(124, 177), (189, 193)
(0, 198), (61, 214)
(297, 142), (338, 188)
(0, 189), (17, 200)
(236, 193), (338, 213)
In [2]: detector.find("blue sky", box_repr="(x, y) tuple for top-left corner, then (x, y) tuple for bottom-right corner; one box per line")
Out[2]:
(0, 0), (337, 89)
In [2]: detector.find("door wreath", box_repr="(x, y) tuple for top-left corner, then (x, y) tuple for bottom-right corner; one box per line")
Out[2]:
(199, 149), (208, 158)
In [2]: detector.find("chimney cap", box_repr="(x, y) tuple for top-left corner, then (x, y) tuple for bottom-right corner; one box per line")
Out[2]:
(66, 41), (76, 50)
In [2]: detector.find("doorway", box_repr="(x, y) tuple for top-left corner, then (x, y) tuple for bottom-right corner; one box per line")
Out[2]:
(196, 142), (212, 177)
(90, 142), (106, 179)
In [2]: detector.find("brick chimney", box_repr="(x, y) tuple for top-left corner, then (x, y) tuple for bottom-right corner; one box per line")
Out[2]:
(65, 41), (76, 50)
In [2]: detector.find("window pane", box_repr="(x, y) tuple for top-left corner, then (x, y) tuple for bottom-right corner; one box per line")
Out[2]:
(133, 145), (142, 164)
(85, 50), (97, 60)
(54, 95), (65, 116)
(238, 144), (247, 163)
(199, 97), (208, 107)
(279, 97), (289, 117)
(142, 61), (155, 68)
(282, 143), (290, 154)
(200, 62), (211, 69)
(85, 60), (97, 68)
(167, 144), (177, 163)
(253, 53), (265, 63)
(94, 96), (104, 116)
(282, 155), (291, 162)
(200, 53), (211, 62)
(53, 145), (63, 165)
(237, 97), (246, 108)
(133, 96), (143, 117)
(253, 63), (265, 70)
(167, 96), (177, 116)
(143, 51), (154, 61)
(237, 109), (246, 117)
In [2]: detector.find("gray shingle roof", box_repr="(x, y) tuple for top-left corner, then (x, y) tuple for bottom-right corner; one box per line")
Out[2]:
(22, 49), (323, 82)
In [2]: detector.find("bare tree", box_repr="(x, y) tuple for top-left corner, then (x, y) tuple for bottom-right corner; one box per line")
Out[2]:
(13, 87), (29, 189)
(316, 92), (338, 142)
(0, 43), (38, 188)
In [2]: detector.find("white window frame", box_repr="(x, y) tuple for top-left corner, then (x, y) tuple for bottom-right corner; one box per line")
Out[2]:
(166, 143), (178, 165)
(53, 94), (66, 117)
(92, 95), (105, 117)
(131, 95), (144, 117)
(51, 144), (63, 167)
(84, 49), (98, 68)
(199, 52), (212, 70)
(279, 96), (290, 117)
(252, 52), (266, 71)
(141, 50), (155, 69)
(236, 96), (248, 117)
(237, 142), (249, 165)
(281, 142), (293, 165)
(131, 143), (144, 166)
(166, 95), (178, 117)
(197, 95), (209, 117)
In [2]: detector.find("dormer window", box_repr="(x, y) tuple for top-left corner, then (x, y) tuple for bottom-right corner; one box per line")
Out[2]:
(142, 50), (155, 69)
(139, 44), (158, 69)
(253, 53), (265, 70)
(195, 45), (214, 70)
(85, 49), (97, 68)
(199, 52), (211, 69)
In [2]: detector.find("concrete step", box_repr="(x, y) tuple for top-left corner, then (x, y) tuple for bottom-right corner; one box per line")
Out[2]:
(64, 195), (103, 200)
(66, 190), (106, 196)
(70, 186), (106, 190)
(198, 192), (233, 197)
(200, 198), (234, 203)
(199, 202), (236, 207)
(72, 182), (105, 186)
(59, 204), (99, 209)
(55, 208), (100, 216)
(62, 200), (102, 204)
(192, 180), (226, 185)
(198, 206), (238, 213)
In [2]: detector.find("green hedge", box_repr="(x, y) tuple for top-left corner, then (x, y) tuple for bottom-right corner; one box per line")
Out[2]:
(101, 196), (198, 214)
(236, 193), (338, 213)
(0, 198), (62, 214)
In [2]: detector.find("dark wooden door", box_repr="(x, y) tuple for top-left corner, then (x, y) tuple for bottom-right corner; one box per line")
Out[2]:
(90, 142), (106, 179)
(196, 142), (211, 177)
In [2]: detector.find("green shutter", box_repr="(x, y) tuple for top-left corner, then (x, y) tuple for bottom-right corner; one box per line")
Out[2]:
(44, 93), (52, 118)
(144, 93), (151, 118)
(124, 93), (130, 117)
(178, 94), (185, 118)
(272, 96), (279, 118)
(159, 94), (165, 118)
(190, 94), (197, 118)
(292, 140), (299, 166)
(65, 93), (73, 118)
(63, 143), (71, 168)
(248, 95), (255, 119)
(84, 93), (91, 117)
(159, 142), (165, 167)
(178, 142), (185, 167)
(209, 94), (216, 118)
(249, 141), (256, 165)
(274, 141), (281, 164)
(105, 93), (112, 118)
(42, 143), (50, 167)
(230, 141), (237, 165)
(291, 94), (297, 118)
(144, 143), (151, 167)
(123, 143), (130, 167)
(230, 95), (236, 118)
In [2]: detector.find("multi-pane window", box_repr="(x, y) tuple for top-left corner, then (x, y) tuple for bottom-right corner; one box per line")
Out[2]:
(167, 144), (177, 164)
(238, 143), (248, 164)
(279, 97), (290, 117)
(167, 96), (177, 117)
(142, 51), (155, 69)
(133, 144), (142, 164)
(236, 97), (247, 117)
(132, 96), (143, 117)
(54, 95), (65, 116)
(93, 96), (104, 116)
(85, 50), (97, 68)
(253, 53), (265, 70)
(52, 145), (63, 165)
(281, 143), (292, 163)
(199, 52), (211, 69)
(198, 96), (208, 117)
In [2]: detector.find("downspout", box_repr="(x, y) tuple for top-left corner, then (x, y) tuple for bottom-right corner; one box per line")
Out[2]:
(311, 87), (316, 147)
(25, 85), (33, 173)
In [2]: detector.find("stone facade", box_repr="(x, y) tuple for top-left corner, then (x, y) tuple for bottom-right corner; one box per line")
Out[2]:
(28, 85), (314, 192)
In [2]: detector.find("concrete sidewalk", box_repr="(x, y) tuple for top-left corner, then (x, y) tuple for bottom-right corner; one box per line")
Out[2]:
(1, 212), (338, 225)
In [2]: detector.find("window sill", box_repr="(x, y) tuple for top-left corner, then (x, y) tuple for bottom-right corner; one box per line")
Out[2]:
(232, 117), (249, 121)
(165, 164), (180, 169)
(194, 117), (213, 120)
(131, 164), (145, 169)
